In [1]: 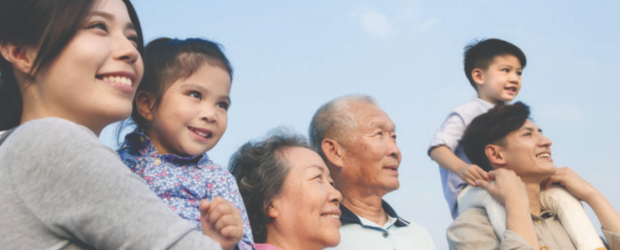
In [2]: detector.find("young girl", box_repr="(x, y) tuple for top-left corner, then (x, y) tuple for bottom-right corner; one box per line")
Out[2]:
(0, 0), (240, 249)
(117, 37), (255, 250)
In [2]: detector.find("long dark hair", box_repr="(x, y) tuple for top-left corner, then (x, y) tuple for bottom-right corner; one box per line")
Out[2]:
(0, 0), (143, 131)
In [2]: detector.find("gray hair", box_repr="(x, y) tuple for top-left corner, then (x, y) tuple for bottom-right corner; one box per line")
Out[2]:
(308, 94), (377, 159)
(228, 128), (309, 243)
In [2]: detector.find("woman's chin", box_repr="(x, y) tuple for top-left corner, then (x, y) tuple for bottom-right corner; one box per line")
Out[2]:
(320, 230), (341, 248)
(106, 107), (133, 124)
(327, 238), (341, 248)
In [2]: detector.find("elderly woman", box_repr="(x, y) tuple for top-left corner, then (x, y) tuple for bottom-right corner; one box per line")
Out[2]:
(229, 130), (342, 250)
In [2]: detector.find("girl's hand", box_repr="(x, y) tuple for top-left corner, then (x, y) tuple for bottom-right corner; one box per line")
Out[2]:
(199, 197), (244, 250)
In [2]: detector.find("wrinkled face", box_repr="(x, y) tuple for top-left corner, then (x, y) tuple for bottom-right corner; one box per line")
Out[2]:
(342, 101), (402, 194)
(477, 54), (522, 105)
(147, 63), (231, 157)
(34, 0), (143, 134)
(497, 119), (557, 182)
(270, 147), (342, 249)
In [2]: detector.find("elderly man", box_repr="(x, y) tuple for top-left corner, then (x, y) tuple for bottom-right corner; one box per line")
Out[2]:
(309, 95), (435, 250)
(448, 102), (620, 249)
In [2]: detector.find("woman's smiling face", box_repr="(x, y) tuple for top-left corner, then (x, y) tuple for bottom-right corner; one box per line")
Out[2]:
(32, 0), (143, 134)
(268, 146), (342, 249)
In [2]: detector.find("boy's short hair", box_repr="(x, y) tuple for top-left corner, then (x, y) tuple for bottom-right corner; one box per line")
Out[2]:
(463, 38), (527, 90)
(462, 102), (530, 172)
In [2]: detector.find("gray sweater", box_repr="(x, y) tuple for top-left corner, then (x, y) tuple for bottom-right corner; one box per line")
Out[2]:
(0, 118), (223, 249)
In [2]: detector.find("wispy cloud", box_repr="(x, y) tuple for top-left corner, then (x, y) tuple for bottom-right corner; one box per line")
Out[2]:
(354, 7), (392, 38)
(351, 2), (439, 39)
(413, 18), (440, 34)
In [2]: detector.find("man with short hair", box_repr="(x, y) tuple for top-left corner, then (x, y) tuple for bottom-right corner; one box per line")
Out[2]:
(448, 102), (620, 249)
(309, 94), (436, 250)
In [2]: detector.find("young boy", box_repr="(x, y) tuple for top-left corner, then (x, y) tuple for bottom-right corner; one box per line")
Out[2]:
(429, 39), (605, 250)
(428, 38), (525, 219)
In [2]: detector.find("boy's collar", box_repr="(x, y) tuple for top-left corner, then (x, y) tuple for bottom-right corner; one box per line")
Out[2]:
(474, 97), (498, 109)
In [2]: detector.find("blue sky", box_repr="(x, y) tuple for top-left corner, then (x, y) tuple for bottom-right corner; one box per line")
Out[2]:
(100, 1), (620, 248)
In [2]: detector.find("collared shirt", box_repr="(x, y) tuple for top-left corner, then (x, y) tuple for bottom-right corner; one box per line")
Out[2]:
(428, 98), (496, 219)
(117, 132), (255, 250)
(327, 200), (436, 250)
(448, 208), (620, 250)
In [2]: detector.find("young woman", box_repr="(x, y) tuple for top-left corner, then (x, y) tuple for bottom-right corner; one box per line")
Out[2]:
(0, 0), (240, 249)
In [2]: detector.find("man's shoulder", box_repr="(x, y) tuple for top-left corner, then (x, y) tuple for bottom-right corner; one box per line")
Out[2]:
(454, 207), (489, 219)
(337, 221), (434, 250)
(336, 202), (435, 250)
(450, 208), (491, 229)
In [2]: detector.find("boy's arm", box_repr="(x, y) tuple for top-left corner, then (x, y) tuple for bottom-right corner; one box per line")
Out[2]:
(430, 146), (489, 186)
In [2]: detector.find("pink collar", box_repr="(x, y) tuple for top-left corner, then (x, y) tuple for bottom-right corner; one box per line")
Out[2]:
(255, 243), (282, 250)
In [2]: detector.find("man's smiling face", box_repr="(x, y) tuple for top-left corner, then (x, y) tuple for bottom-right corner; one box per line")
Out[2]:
(496, 119), (557, 181)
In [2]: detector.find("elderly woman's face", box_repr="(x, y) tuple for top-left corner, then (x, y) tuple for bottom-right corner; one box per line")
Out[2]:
(269, 146), (342, 248)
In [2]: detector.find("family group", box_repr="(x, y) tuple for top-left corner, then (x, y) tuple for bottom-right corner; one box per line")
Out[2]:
(1, 0), (618, 250)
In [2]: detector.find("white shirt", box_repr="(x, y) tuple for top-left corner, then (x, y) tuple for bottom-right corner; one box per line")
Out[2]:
(428, 98), (495, 219)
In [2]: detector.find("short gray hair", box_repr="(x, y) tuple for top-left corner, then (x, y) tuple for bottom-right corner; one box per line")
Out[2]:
(228, 128), (309, 243)
(308, 94), (377, 159)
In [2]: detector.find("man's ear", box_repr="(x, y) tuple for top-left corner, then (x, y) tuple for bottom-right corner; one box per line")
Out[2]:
(321, 138), (344, 169)
(0, 42), (37, 75)
(135, 90), (157, 122)
(485, 144), (506, 167)
(471, 68), (485, 88)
